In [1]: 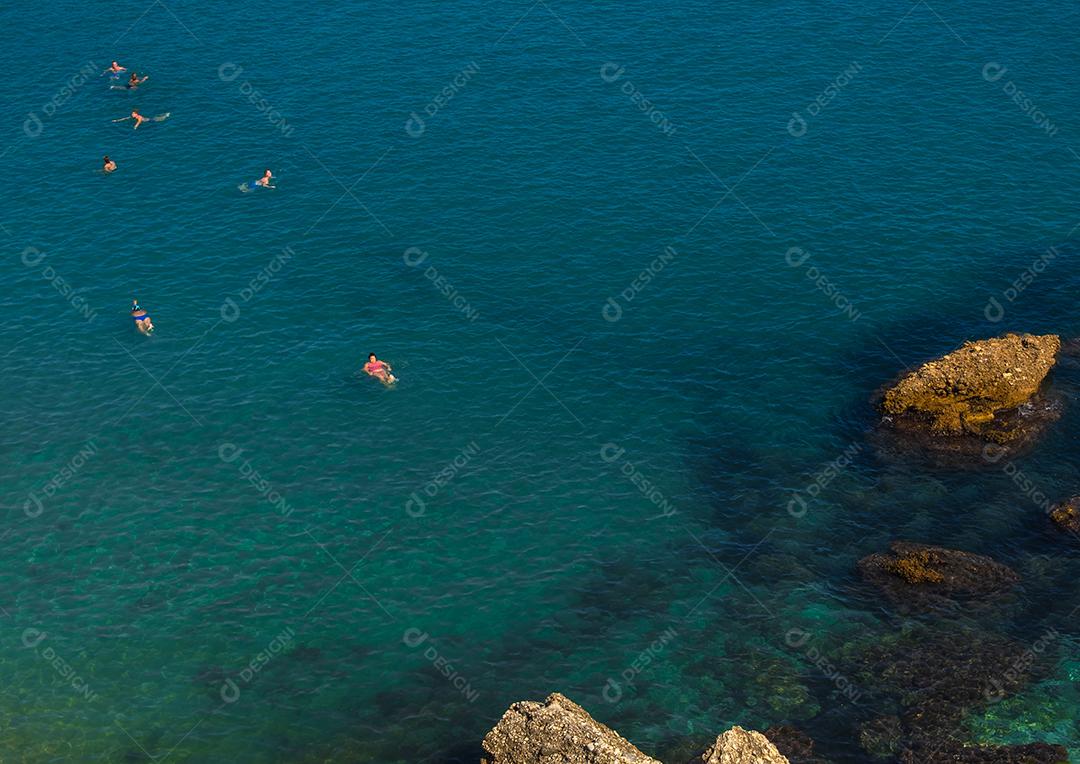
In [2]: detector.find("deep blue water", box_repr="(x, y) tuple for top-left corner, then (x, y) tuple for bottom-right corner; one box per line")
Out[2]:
(2, 0), (1080, 761)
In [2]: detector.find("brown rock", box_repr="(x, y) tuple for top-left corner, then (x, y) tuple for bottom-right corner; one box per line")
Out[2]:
(878, 334), (1062, 460)
(1049, 497), (1080, 537)
(882, 333), (1060, 436)
(858, 541), (1019, 609)
(481, 692), (661, 764)
(699, 726), (790, 764)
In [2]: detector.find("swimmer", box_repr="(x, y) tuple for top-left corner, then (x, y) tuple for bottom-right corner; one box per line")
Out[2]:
(239, 168), (275, 192)
(113, 72), (148, 90)
(103, 61), (126, 75)
(131, 299), (154, 335)
(112, 110), (148, 129)
(103, 155), (117, 173)
(363, 353), (396, 385)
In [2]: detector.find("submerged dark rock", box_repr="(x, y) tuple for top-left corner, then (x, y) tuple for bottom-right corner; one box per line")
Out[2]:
(763, 725), (828, 764)
(852, 625), (1060, 760)
(858, 716), (902, 759)
(877, 333), (1062, 462)
(898, 741), (1069, 763)
(857, 541), (1019, 609)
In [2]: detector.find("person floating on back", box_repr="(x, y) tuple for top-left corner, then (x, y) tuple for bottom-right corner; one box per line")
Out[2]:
(131, 299), (154, 335)
(103, 61), (126, 76)
(103, 156), (117, 173)
(363, 353), (396, 385)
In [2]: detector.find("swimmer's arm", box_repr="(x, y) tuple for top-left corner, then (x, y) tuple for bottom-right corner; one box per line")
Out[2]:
(112, 116), (132, 122)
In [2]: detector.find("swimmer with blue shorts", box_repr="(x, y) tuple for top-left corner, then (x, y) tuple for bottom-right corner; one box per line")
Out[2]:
(239, 169), (275, 192)
(131, 299), (154, 335)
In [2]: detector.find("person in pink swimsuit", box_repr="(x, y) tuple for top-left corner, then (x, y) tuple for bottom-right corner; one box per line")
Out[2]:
(363, 353), (396, 384)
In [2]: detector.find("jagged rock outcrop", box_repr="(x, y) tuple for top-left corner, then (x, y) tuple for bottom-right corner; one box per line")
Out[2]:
(481, 693), (661, 764)
(878, 333), (1062, 460)
(857, 541), (1019, 609)
(882, 333), (1060, 437)
(1049, 497), (1080, 538)
(697, 726), (789, 764)
(481, 694), (789, 764)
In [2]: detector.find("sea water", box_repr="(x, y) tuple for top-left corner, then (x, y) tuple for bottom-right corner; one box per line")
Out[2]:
(1, 0), (1079, 760)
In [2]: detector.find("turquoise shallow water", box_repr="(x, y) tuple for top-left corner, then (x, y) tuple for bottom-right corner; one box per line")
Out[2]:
(2, 0), (1080, 761)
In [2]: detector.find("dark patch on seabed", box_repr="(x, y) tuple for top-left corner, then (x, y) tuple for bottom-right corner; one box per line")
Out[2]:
(290, 244), (1080, 762)
(644, 245), (1080, 761)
